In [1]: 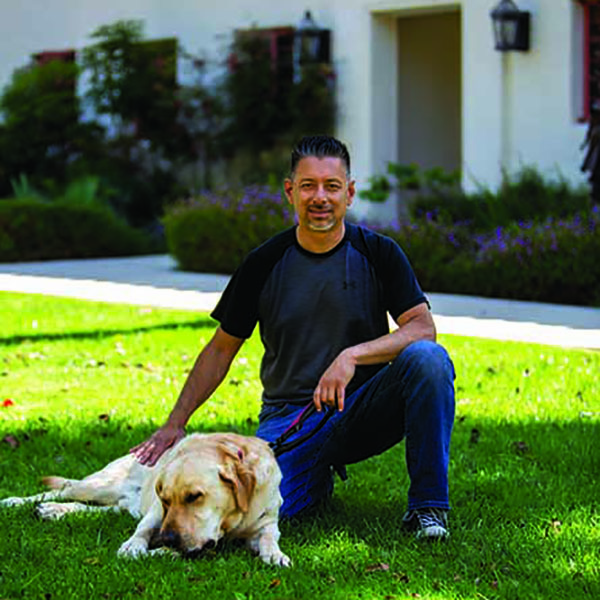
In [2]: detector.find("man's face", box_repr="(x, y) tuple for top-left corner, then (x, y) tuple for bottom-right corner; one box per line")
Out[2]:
(284, 156), (355, 234)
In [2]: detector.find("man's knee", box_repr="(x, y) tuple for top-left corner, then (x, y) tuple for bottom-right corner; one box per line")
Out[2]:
(392, 340), (455, 384)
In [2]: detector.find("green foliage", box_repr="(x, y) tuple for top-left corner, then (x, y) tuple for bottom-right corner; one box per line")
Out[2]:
(0, 19), (338, 226)
(379, 207), (600, 306)
(412, 167), (592, 230)
(219, 33), (336, 184)
(220, 35), (284, 157)
(10, 173), (44, 200)
(82, 21), (184, 156)
(358, 175), (392, 203)
(361, 162), (591, 230)
(0, 198), (155, 261)
(56, 175), (103, 206)
(0, 293), (598, 599)
(357, 163), (598, 305)
(82, 20), (145, 123)
(75, 20), (188, 225)
(359, 163), (461, 204)
(164, 187), (294, 273)
(0, 59), (97, 196)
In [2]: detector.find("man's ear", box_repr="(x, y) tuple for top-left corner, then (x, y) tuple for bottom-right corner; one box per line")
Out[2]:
(347, 179), (356, 206)
(219, 462), (256, 513)
(283, 178), (294, 205)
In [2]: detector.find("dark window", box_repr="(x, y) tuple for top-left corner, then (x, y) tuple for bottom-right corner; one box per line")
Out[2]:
(581, 1), (600, 119)
(32, 49), (76, 66)
(234, 27), (296, 86)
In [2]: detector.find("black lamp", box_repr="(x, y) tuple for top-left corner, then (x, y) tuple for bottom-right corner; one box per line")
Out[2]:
(294, 11), (323, 66)
(293, 11), (331, 82)
(490, 0), (531, 52)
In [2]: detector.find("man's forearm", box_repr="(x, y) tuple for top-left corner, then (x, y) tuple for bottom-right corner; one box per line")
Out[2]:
(165, 330), (243, 428)
(345, 310), (436, 367)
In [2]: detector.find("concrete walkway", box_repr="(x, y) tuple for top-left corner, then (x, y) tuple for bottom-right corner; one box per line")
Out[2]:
(1, 255), (599, 349)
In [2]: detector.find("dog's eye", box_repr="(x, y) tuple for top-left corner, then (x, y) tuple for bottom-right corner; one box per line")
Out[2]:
(185, 491), (204, 504)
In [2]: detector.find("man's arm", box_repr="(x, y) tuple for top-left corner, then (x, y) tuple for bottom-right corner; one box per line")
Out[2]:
(130, 326), (245, 466)
(313, 303), (435, 412)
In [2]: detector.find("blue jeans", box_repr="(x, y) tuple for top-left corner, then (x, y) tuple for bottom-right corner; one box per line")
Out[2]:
(256, 340), (456, 519)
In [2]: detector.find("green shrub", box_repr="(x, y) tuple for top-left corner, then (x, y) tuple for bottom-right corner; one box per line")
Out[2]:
(412, 167), (592, 230)
(164, 186), (294, 273)
(0, 199), (154, 261)
(360, 163), (592, 230)
(381, 207), (600, 306)
(0, 59), (99, 197)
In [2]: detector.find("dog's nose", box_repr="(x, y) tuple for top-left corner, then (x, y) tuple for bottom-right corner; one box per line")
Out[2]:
(183, 539), (217, 560)
(158, 529), (182, 550)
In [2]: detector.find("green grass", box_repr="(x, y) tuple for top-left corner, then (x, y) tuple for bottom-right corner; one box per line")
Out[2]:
(0, 292), (598, 599)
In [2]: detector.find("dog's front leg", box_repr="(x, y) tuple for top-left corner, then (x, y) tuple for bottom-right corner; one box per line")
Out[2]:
(248, 521), (291, 567)
(117, 502), (162, 559)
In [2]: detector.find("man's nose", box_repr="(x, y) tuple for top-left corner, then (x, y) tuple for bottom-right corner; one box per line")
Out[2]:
(314, 185), (327, 200)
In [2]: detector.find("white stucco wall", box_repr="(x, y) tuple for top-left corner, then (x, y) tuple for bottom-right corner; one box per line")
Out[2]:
(0, 0), (590, 219)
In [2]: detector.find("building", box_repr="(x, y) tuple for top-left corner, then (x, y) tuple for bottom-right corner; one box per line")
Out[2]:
(0, 0), (592, 221)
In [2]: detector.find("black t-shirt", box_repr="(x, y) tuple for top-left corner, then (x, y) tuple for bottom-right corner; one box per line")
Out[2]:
(211, 223), (428, 405)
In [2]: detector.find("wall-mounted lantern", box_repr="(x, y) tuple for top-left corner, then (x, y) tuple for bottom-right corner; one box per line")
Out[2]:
(490, 0), (531, 52)
(293, 10), (331, 81)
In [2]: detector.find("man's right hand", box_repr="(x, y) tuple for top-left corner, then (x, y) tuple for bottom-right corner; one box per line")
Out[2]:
(130, 424), (186, 467)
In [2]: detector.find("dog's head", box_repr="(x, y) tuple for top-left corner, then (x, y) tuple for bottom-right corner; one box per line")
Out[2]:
(152, 439), (256, 557)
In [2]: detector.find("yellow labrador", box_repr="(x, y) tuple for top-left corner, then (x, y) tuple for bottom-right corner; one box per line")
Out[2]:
(0, 433), (290, 566)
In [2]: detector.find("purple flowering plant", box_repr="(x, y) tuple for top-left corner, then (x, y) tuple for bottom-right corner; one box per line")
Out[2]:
(373, 206), (600, 306)
(164, 186), (293, 274)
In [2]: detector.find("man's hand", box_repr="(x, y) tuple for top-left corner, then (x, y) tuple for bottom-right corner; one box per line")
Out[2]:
(313, 350), (356, 412)
(130, 424), (186, 467)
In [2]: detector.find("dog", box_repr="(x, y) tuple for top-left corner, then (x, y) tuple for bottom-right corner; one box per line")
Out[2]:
(0, 433), (290, 566)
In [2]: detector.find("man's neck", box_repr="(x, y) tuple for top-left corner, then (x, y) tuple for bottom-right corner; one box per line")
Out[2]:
(295, 223), (346, 254)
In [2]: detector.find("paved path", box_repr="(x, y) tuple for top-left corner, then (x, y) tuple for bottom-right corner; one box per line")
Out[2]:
(1, 255), (599, 349)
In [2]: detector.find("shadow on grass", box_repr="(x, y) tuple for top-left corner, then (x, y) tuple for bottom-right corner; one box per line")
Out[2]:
(0, 416), (598, 598)
(0, 317), (215, 347)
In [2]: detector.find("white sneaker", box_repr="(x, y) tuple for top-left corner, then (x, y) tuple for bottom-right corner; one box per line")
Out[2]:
(402, 508), (449, 540)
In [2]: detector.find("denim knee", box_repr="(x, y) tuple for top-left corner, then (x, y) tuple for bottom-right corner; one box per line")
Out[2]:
(388, 340), (456, 391)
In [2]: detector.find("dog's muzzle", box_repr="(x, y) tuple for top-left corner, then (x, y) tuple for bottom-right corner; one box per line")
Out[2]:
(149, 528), (217, 559)
(183, 539), (217, 560)
(148, 528), (183, 552)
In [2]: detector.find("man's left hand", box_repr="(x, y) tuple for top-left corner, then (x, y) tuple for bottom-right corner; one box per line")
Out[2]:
(313, 350), (356, 412)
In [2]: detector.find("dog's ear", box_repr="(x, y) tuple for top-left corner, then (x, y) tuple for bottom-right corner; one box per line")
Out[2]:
(218, 452), (256, 513)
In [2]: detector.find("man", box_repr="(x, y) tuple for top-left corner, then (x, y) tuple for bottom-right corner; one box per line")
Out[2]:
(132, 135), (455, 539)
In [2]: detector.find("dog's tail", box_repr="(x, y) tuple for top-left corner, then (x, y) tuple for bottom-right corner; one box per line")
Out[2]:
(41, 476), (75, 490)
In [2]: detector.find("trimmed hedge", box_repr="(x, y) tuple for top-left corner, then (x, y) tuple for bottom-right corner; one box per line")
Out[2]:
(381, 207), (600, 307)
(164, 186), (599, 306)
(410, 167), (592, 231)
(164, 187), (293, 273)
(0, 198), (154, 261)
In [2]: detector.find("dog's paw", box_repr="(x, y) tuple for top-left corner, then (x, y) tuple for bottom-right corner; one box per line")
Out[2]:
(260, 548), (292, 568)
(36, 502), (74, 520)
(118, 537), (149, 559)
(0, 497), (27, 507)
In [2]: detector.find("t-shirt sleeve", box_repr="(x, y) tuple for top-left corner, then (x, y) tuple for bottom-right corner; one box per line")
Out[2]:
(210, 253), (262, 339)
(210, 228), (295, 338)
(374, 233), (429, 321)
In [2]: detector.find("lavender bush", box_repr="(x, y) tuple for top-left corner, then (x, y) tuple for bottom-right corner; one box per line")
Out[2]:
(379, 206), (600, 306)
(164, 186), (294, 273)
(165, 187), (599, 306)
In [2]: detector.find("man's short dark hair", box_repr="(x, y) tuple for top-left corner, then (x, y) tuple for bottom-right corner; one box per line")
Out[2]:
(290, 135), (351, 178)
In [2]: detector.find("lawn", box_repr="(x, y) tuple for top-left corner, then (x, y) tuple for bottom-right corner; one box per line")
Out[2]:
(0, 292), (598, 599)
